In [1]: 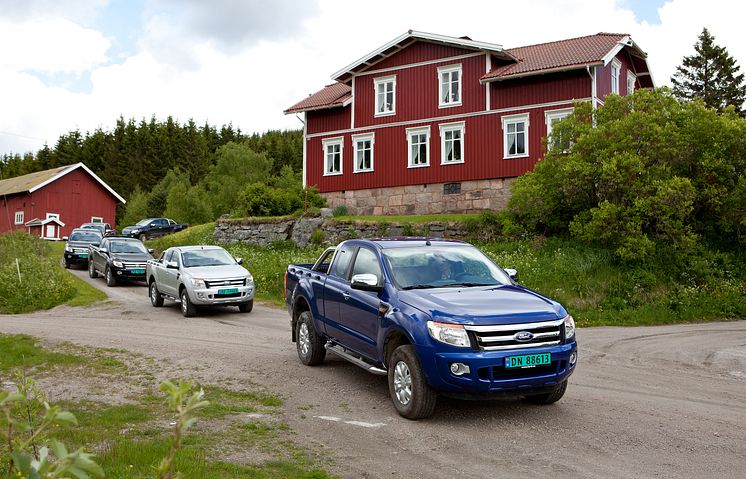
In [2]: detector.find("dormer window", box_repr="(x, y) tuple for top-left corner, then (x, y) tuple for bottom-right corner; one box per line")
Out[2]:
(438, 64), (462, 108)
(611, 59), (621, 95)
(374, 76), (396, 116)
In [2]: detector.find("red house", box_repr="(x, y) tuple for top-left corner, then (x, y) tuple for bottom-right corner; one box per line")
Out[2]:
(0, 163), (125, 239)
(285, 31), (653, 215)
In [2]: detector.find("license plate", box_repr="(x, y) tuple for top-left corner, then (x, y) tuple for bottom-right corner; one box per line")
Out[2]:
(217, 288), (238, 295)
(130, 269), (145, 274)
(505, 353), (551, 369)
(78, 253), (88, 258)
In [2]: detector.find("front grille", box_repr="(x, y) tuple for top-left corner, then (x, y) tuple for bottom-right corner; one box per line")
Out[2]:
(478, 361), (566, 380)
(204, 278), (246, 289)
(465, 318), (564, 351)
(73, 248), (89, 253)
(122, 262), (147, 270)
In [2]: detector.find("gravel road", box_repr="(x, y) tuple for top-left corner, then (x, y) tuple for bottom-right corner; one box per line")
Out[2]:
(1, 269), (745, 478)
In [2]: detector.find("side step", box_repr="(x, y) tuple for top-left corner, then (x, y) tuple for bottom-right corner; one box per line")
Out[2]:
(325, 342), (387, 376)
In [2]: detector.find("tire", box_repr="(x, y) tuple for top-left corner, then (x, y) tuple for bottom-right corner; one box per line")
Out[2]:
(105, 267), (117, 287)
(238, 300), (253, 313)
(149, 281), (164, 307)
(180, 288), (196, 317)
(88, 260), (98, 278)
(295, 311), (325, 365)
(138, 233), (147, 242)
(63, 258), (70, 269)
(524, 380), (568, 405)
(388, 345), (437, 420)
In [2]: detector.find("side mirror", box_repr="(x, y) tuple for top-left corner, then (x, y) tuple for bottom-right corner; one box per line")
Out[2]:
(235, 257), (244, 265)
(166, 261), (179, 269)
(504, 268), (519, 282)
(351, 273), (383, 292)
(62, 236), (69, 241)
(148, 249), (154, 254)
(99, 248), (108, 254)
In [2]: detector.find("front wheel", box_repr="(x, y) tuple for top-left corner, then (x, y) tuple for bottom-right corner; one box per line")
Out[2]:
(296, 311), (325, 365)
(88, 261), (97, 278)
(524, 380), (568, 405)
(63, 258), (70, 269)
(138, 233), (147, 242)
(388, 345), (437, 420)
(105, 267), (117, 287)
(149, 281), (164, 307)
(238, 300), (253, 313)
(180, 289), (196, 317)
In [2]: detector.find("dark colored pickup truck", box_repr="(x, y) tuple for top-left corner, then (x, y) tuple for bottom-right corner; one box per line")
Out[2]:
(120, 218), (188, 241)
(88, 237), (153, 286)
(62, 229), (102, 269)
(286, 238), (577, 419)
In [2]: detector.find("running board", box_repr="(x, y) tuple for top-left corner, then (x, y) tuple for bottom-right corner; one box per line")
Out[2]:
(325, 342), (387, 376)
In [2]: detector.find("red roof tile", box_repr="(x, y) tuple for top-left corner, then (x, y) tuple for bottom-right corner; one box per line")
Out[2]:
(482, 33), (629, 81)
(285, 83), (352, 114)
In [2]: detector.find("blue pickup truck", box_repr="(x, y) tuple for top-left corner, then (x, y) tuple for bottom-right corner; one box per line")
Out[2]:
(285, 238), (577, 419)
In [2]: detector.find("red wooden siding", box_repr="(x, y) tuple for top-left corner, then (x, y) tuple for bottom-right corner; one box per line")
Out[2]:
(306, 107), (351, 135)
(490, 70), (590, 109)
(596, 53), (637, 100)
(371, 42), (476, 70)
(355, 54), (487, 128)
(0, 168), (118, 237)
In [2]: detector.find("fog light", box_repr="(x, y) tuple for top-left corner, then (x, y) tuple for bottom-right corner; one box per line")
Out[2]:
(116, 270), (122, 275)
(569, 351), (577, 366)
(450, 363), (470, 376)
(196, 292), (205, 299)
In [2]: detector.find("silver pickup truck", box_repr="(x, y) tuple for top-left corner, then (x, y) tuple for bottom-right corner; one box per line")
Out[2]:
(146, 245), (255, 317)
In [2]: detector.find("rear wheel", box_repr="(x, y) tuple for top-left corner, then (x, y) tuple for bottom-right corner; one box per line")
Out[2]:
(388, 345), (437, 420)
(524, 380), (567, 405)
(180, 289), (196, 317)
(88, 261), (98, 278)
(238, 300), (253, 313)
(105, 267), (117, 287)
(296, 311), (325, 365)
(149, 281), (164, 307)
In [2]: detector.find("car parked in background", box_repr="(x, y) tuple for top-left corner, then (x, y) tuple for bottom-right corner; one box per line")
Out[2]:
(121, 218), (189, 241)
(88, 237), (154, 286)
(79, 222), (115, 237)
(146, 246), (254, 317)
(62, 229), (102, 269)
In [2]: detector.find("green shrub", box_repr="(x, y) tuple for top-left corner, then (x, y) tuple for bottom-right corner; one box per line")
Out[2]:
(310, 228), (325, 245)
(233, 183), (325, 217)
(331, 205), (348, 217)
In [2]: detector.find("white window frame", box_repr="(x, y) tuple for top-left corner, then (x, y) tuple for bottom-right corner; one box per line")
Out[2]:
(91, 216), (103, 223)
(439, 121), (465, 165)
(627, 71), (636, 95)
(352, 133), (374, 173)
(373, 75), (396, 117)
(438, 64), (462, 108)
(611, 59), (621, 95)
(14, 211), (24, 225)
(46, 213), (60, 221)
(322, 137), (344, 176)
(502, 113), (530, 159)
(406, 126), (431, 168)
(545, 108), (573, 152)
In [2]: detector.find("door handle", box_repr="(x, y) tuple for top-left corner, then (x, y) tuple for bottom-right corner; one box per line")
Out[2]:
(342, 292), (350, 300)
(313, 275), (321, 280)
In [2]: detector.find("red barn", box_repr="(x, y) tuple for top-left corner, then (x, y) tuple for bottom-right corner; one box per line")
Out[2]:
(285, 31), (653, 215)
(0, 163), (125, 239)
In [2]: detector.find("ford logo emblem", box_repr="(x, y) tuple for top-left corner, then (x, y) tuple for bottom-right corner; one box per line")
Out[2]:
(514, 331), (534, 342)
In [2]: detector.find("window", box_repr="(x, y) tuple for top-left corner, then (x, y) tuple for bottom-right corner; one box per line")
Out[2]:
(545, 108), (573, 152)
(627, 71), (636, 95)
(46, 213), (60, 221)
(374, 76), (396, 116)
(406, 126), (430, 168)
(502, 113), (530, 159)
(91, 217), (103, 223)
(351, 248), (382, 284)
(352, 133), (374, 173)
(322, 137), (343, 176)
(438, 65), (462, 107)
(330, 247), (353, 279)
(439, 121), (465, 165)
(14, 211), (24, 225)
(611, 59), (621, 95)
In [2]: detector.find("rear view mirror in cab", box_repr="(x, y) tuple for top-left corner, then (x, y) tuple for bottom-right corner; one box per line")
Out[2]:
(351, 273), (383, 292)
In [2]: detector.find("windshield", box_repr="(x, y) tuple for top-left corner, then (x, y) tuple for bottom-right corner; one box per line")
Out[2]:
(81, 224), (103, 231)
(109, 241), (148, 254)
(181, 249), (236, 268)
(382, 245), (511, 290)
(69, 231), (102, 243)
(135, 218), (153, 226)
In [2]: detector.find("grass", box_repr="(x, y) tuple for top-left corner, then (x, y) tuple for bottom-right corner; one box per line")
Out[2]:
(0, 333), (333, 478)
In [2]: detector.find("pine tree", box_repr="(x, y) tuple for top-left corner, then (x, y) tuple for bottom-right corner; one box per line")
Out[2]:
(671, 28), (745, 114)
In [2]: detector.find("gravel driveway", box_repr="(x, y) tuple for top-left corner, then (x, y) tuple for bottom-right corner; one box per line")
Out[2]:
(1, 269), (745, 478)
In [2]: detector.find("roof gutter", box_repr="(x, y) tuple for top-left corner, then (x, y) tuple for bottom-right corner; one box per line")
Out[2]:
(481, 62), (603, 84)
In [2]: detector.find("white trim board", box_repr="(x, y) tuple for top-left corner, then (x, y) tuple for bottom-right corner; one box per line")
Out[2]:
(29, 162), (126, 204)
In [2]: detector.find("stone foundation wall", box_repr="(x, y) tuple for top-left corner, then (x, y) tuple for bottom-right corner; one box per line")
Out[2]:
(320, 178), (516, 216)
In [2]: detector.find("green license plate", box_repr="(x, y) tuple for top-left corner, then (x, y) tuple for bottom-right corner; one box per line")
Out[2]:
(78, 253), (88, 258)
(130, 269), (145, 274)
(505, 353), (551, 369)
(217, 288), (238, 295)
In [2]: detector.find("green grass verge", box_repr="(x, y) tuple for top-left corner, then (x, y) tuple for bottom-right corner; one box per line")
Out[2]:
(0, 333), (332, 478)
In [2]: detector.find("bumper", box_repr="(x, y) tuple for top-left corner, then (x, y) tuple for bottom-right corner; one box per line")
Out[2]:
(421, 342), (577, 395)
(188, 285), (255, 306)
(64, 252), (89, 264)
(111, 266), (147, 281)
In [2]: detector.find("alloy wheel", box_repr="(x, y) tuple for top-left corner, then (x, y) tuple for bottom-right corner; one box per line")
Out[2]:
(393, 361), (412, 405)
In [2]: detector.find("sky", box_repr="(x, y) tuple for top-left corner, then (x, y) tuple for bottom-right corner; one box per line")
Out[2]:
(1, 0), (744, 156)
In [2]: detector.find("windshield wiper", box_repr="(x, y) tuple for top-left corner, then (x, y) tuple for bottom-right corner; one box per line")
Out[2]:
(401, 284), (441, 290)
(443, 282), (500, 288)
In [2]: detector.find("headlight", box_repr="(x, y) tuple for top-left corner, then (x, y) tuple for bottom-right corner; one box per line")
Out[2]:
(246, 274), (254, 284)
(190, 278), (205, 288)
(427, 321), (470, 348)
(64, 246), (73, 253)
(130, 229), (139, 234)
(112, 260), (124, 268)
(564, 314), (576, 340)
